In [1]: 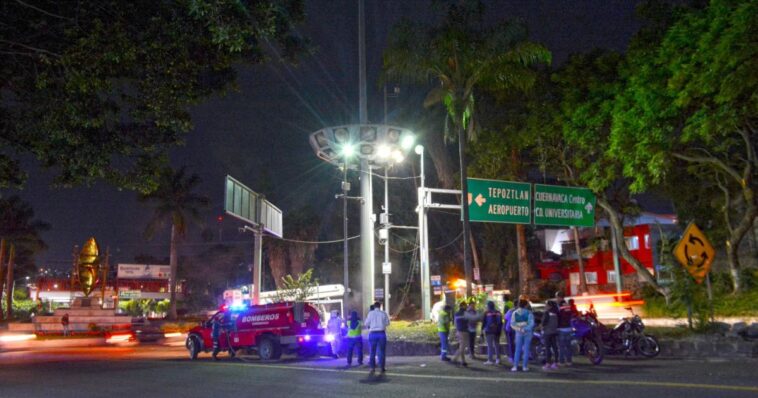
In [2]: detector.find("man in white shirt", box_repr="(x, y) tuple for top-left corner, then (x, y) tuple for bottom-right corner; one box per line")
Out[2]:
(364, 301), (390, 373)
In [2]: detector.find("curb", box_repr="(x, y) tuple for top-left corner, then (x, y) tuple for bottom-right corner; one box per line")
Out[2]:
(386, 337), (757, 359)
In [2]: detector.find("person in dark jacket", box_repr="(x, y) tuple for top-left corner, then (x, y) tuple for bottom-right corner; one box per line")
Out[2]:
(61, 313), (70, 336)
(481, 301), (503, 365)
(452, 304), (469, 366)
(465, 302), (481, 360)
(211, 312), (235, 360)
(557, 298), (574, 366)
(541, 300), (560, 370)
(504, 304), (516, 363)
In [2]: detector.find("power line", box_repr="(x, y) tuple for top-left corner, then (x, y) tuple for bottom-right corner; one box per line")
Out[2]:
(268, 235), (360, 245)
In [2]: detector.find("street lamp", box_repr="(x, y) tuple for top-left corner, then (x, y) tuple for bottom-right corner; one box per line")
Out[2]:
(310, 125), (415, 314)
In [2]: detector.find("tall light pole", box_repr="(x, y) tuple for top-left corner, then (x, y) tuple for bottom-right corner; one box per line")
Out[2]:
(340, 144), (355, 307)
(415, 144), (431, 319)
(309, 0), (414, 315)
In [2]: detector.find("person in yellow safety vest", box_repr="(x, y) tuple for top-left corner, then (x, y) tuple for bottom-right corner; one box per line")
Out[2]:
(438, 304), (452, 361)
(345, 310), (364, 366)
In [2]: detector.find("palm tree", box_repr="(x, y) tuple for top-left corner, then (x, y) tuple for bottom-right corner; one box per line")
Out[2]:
(0, 196), (49, 320)
(384, 0), (551, 295)
(139, 167), (209, 320)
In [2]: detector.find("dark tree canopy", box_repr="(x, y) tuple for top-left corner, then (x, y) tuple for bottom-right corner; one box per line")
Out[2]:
(0, 0), (307, 192)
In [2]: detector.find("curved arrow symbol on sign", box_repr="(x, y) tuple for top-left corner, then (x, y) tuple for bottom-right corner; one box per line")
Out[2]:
(684, 244), (708, 268)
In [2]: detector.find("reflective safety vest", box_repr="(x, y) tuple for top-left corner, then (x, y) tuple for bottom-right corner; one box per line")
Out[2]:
(437, 310), (450, 333)
(347, 320), (362, 338)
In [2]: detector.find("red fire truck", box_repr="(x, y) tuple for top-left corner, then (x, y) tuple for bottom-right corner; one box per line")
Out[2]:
(186, 302), (331, 360)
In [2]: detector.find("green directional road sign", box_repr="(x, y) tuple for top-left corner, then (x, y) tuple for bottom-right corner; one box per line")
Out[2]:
(533, 184), (596, 227)
(467, 178), (531, 224)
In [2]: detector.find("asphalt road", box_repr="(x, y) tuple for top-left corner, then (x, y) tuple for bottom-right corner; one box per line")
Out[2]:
(1, 345), (756, 398)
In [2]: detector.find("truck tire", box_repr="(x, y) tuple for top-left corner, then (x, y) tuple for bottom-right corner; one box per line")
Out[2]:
(187, 335), (202, 360)
(258, 336), (282, 360)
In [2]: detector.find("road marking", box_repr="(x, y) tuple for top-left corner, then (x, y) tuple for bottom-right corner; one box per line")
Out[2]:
(195, 361), (758, 393)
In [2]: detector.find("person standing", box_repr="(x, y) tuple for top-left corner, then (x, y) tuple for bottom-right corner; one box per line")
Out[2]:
(211, 313), (223, 360)
(364, 301), (390, 373)
(61, 313), (70, 337)
(557, 297), (574, 366)
(504, 303), (516, 363)
(345, 310), (363, 366)
(482, 301), (503, 365)
(541, 300), (560, 370)
(437, 304), (452, 361)
(327, 310), (344, 359)
(466, 302), (481, 360)
(452, 303), (469, 367)
(511, 299), (535, 372)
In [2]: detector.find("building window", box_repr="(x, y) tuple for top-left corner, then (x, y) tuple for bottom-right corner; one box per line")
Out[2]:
(625, 236), (640, 251)
(607, 271), (617, 284)
(644, 234), (650, 249)
(585, 272), (598, 284)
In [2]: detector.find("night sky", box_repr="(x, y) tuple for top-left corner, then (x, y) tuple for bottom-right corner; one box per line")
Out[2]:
(9, 0), (642, 270)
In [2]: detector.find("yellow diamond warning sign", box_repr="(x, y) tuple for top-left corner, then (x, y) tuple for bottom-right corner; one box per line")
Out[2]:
(673, 223), (715, 284)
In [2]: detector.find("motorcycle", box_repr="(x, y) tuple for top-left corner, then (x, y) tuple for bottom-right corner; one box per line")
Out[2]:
(531, 312), (604, 365)
(589, 305), (660, 358)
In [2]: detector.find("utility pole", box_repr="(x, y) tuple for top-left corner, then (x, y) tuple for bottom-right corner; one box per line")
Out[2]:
(382, 167), (391, 314)
(358, 0), (375, 313)
(342, 160), (350, 307)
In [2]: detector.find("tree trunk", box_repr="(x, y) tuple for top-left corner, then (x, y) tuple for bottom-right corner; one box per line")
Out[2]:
(597, 197), (669, 300)
(725, 184), (756, 293)
(0, 239), (5, 319)
(511, 148), (534, 297)
(458, 125), (473, 297)
(515, 224), (533, 296)
(573, 227), (588, 294)
(268, 244), (288, 290)
(425, 129), (457, 190)
(168, 224), (178, 320)
(5, 244), (15, 321)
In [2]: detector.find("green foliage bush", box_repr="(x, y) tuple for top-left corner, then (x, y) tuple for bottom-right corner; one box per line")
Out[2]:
(643, 270), (758, 328)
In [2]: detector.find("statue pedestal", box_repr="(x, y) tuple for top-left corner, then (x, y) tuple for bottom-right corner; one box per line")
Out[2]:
(33, 296), (131, 334)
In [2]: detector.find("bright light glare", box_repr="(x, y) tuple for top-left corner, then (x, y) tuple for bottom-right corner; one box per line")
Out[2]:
(377, 145), (391, 159)
(414, 144), (423, 155)
(324, 333), (335, 342)
(106, 334), (132, 344)
(452, 279), (467, 289)
(164, 332), (184, 338)
(401, 135), (415, 150)
(342, 144), (355, 158)
(304, 335), (312, 342)
(392, 150), (404, 163)
(0, 334), (36, 342)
